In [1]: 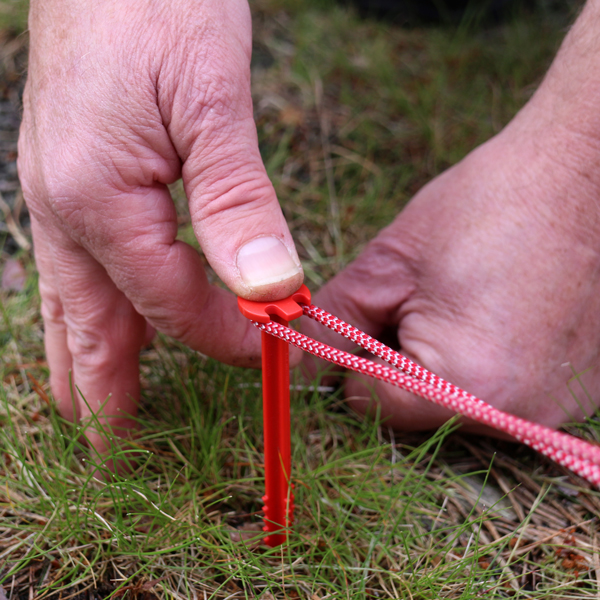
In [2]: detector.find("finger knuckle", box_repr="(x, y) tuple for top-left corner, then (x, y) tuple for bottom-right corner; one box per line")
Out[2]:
(67, 326), (113, 372)
(178, 72), (242, 143)
(66, 313), (144, 373)
(39, 283), (65, 325)
(191, 174), (275, 224)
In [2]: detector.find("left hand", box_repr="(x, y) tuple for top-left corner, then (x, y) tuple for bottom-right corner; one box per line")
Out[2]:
(302, 119), (600, 434)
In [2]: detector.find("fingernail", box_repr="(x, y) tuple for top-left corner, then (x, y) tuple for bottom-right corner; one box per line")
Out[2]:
(237, 236), (301, 289)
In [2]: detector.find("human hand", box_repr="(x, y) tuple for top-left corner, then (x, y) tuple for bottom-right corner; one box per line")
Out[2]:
(303, 1), (600, 434)
(18, 0), (303, 459)
(304, 131), (600, 433)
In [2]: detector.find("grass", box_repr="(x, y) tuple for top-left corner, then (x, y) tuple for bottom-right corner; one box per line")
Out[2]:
(0, 0), (27, 32)
(3, 0), (600, 598)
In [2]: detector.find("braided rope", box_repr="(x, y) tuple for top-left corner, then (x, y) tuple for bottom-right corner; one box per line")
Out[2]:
(251, 305), (600, 488)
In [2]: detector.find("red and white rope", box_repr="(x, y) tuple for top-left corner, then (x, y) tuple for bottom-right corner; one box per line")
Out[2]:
(251, 304), (600, 488)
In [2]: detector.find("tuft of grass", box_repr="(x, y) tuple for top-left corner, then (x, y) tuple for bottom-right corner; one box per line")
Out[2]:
(3, 263), (600, 599)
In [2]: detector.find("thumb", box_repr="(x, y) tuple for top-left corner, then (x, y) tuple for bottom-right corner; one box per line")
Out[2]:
(183, 118), (303, 300)
(188, 153), (304, 301)
(161, 3), (303, 301)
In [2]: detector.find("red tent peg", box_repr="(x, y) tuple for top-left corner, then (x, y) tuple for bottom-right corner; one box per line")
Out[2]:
(238, 284), (311, 547)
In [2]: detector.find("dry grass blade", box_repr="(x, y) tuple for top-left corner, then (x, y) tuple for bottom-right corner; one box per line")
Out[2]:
(0, 191), (30, 251)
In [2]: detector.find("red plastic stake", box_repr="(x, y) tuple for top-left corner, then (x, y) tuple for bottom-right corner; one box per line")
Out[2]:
(238, 284), (311, 547)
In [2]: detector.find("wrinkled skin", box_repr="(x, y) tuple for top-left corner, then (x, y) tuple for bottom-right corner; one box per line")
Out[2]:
(18, 0), (304, 458)
(304, 0), (600, 433)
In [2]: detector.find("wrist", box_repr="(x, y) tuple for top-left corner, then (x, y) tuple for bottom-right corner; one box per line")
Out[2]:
(486, 120), (600, 256)
(511, 0), (600, 151)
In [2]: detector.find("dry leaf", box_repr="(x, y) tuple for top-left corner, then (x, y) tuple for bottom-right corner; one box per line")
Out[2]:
(279, 105), (303, 127)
